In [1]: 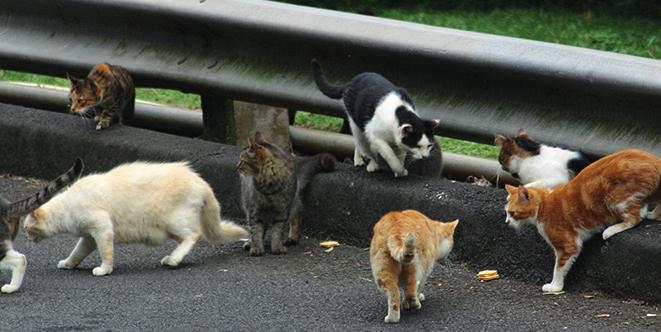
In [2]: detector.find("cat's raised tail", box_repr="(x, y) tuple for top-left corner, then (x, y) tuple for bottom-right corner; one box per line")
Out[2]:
(387, 233), (416, 265)
(311, 59), (345, 99)
(199, 187), (249, 242)
(8, 158), (84, 218)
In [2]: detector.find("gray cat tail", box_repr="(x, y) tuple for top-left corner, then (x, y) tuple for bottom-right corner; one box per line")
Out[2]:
(8, 158), (84, 217)
(296, 153), (337, 192)
(311, 59), (345, 99)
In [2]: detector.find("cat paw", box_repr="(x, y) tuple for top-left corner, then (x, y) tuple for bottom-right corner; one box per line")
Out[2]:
(271, 245), (288, 255)
(418, 293), (425, 301)
(1, 284), (18, 294)
(402, 299), (422, 310)
(542, 283), (563, 293)
(384, 314), (400, 324)
(160, 255), (180, 267)
(394, 169), (408, 178)
(57, 259), (76, 269)
(284, 238), (299, 246)
(366, 160), (379, 173)
(602, 226), (620, 240)
(92, 265), (113, 276)
(249, 247), (265, 256)
(95, 121), (110, 130)
(354, 157), (366, 167)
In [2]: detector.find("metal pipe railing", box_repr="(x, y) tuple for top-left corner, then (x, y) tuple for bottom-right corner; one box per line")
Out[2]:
(0, 81), (516, 184)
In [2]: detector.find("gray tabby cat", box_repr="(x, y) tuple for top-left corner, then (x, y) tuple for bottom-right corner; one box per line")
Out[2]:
(236, 132), (336, 256)
(0, 158), (83, 293)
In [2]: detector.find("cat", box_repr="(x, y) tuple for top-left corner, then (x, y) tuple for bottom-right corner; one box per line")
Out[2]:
(68, 62), (135, 130)
(504, 149), (661, 293)
(24, 161), (248, 276)
(236, 132), (336, 256)
(494, 129), (592, 189)
(311, 59), (440, 177)
(0, 158), (83, 293)
(370, 209), (458, 323)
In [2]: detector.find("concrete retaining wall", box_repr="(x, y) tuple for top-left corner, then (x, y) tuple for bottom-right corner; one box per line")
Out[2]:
(0, 103), (659, 303)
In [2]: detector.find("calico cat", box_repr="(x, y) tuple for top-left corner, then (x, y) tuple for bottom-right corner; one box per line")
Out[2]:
(236, 132), (336, 256)
(370, 210), (458, 323)
(495, 129), (591, 189)
(68, 62), (135, 130)
(504, 149), (661, 293)
(311, 59), (439, 177)
(24, 161), (247, 276)
(0, 158), (83, 293)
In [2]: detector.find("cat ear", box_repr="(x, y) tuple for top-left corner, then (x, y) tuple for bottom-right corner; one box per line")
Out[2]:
(89, 79), (101, 96)
(515, 129), (528, 137)
(24, 210), (41, 227)
(505, 184), (517, 195)
(446, 219), (459, 234)
(517, 186), (530, 201)
(494, 134), (509, 146)
(399, 124), (414, 137)
(427, 119), (441, 133)
(253, 131), (267, 145)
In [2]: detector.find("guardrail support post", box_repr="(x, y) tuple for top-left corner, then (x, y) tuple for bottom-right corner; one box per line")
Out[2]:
(234, 101), (291, 150)
(201, 94), (235, 144)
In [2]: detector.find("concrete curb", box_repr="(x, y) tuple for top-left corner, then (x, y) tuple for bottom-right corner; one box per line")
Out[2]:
(0, 103), (659, 303)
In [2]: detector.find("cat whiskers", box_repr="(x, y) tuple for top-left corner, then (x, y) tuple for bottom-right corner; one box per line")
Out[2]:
(76, 111), (93, 124)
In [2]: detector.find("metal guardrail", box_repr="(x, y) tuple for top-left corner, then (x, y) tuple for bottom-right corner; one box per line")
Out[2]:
(0, 0), (660, 157)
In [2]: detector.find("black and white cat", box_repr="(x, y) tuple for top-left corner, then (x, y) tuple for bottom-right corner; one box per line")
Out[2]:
(0, 158), (83, 293)
(494, 129), (592, 189)
(311, 59), (440, 177)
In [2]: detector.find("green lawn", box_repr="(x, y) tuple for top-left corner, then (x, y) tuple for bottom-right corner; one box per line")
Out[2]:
(2, 5), (658, 159)
(376, 7), (659, 59)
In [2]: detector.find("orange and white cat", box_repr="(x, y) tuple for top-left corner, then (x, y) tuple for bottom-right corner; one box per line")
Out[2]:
(504, 149), (661, 293)
(370, 210), (458, 323)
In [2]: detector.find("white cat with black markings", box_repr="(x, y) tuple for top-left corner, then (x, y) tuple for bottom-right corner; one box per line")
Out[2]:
(494, 129), (592, 189)
(311, 59), (440, 177)
(24, 161), (248, 276)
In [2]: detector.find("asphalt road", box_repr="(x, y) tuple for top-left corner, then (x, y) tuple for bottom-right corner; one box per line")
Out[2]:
(0, 175), (659, 331)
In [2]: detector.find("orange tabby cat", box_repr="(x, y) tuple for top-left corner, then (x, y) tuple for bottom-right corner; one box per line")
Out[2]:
(370, 210), (458, 323)
(504, 149), (661, 293)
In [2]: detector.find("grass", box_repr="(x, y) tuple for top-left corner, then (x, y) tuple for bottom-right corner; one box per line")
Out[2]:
(375, 7), (660, 59)
(2, 6), (658, 159)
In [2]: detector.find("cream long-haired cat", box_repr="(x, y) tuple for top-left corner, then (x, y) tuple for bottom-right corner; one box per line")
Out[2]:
(504, 149), (660, 293)
(370, 210), (458, 323)
(24, 162), (248, 276)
